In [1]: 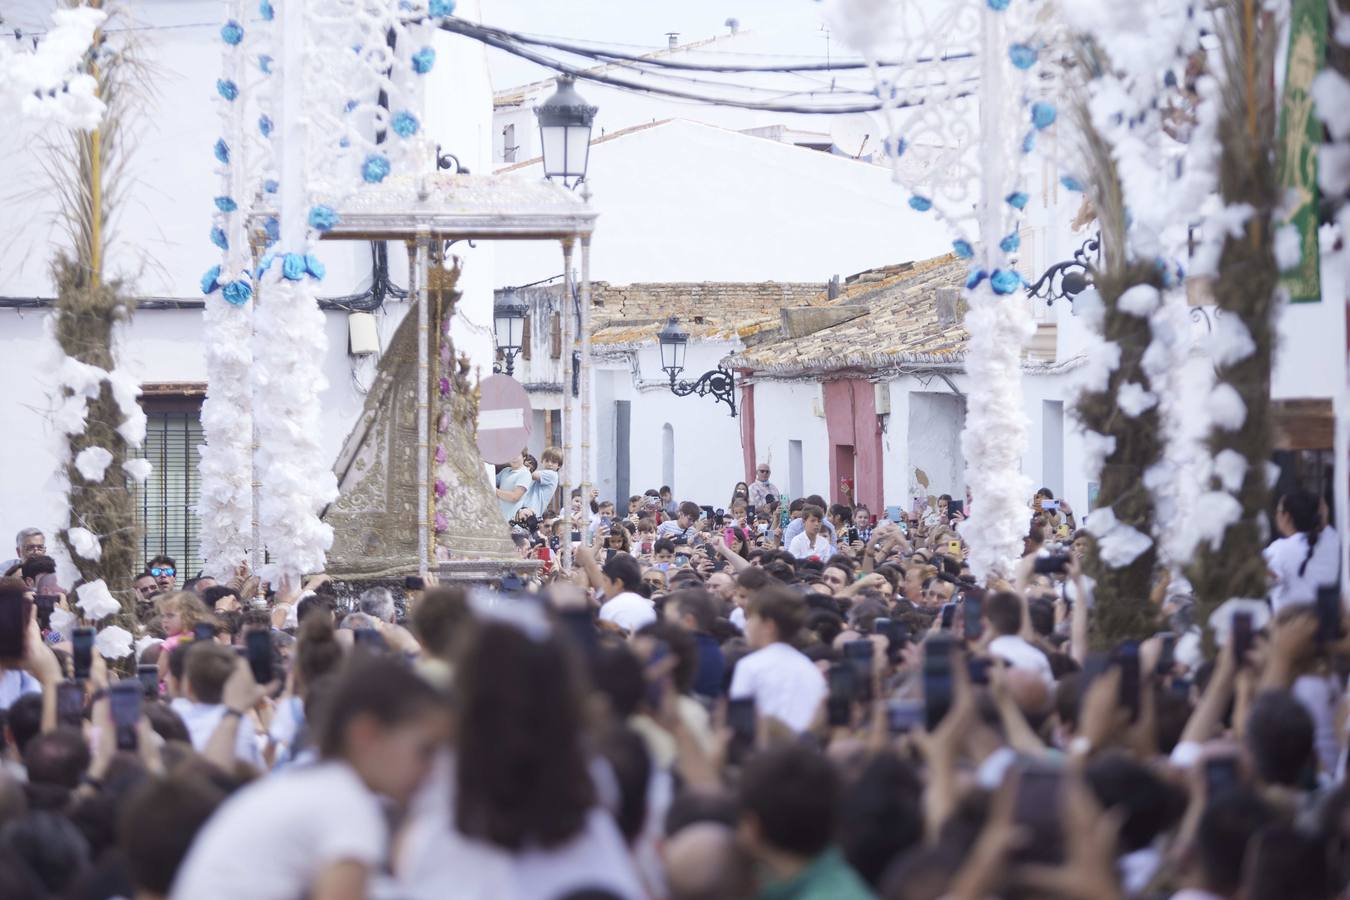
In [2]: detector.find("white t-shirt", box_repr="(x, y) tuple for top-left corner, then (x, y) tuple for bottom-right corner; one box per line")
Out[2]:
(498, 466), (533, 522)
(1265, 530), (1339, 612)
(988, 635), (1054, 687)
(728, 642), (826, 733)
(522, 468), (559, 517)
(170, 698), (263, 767)
(598, 592), (656, 634)
(0, 669), (41, 711)
(787, 531), (833, 561)
(394, 754), (644, 900)
(172, 760), (388, 900)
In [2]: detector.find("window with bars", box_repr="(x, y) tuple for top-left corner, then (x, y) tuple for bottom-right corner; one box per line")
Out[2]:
(130, 389), (205, 578)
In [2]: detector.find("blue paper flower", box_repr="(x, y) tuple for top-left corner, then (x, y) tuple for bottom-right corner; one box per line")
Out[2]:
(908, 195), (932, 212)
(344, 99), (359, 113)
(952, 239), (974, 259)
(1031, 101), (1057, 130)
(1005, 191), (1029, 210)
(213, 138), (230, 164)
(214, 196), (237, 213)
(338, 137), (350, 149)
(222, 279), (253, 306)
(966, 269), (988, 290)
(282, 253), (307, 281)
(411, 47), (436, 74)
(1009, 43), (1037, 69)
(216, 79), (238, 101)
(391, 110), (419, 138)
(200, 265), (222, 295)
(259, 54), (273, 74)
(264, 217), (280, 244)
(1060, 175), (1085, 192)
(305, 254), (326, 280)
(986, 0), (1010, 9)
(362, 154), (391, 183)
(220, 20), (243, 45)
(991, 269), (1022, 295)
(429, 0), (456, 15)
(1020, 130), (1035, 154)
(308, 205), (340, 232)
(264, 179), (279, 194)
(999, 232), (1021, 253)
(258, 115), (273, 137)
(256, 252), (276, 277)
(259, 0), (274, 21)
(210, 226), (228, 251)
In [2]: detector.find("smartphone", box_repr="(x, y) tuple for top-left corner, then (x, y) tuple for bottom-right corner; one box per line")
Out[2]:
(57, 680), (84, 728)
(570, 530), (581, 543)
(939, 602), (956, 630)
(35, 594), (59, 631)
(1201, 754), (1241, 797)
(963, 592), (983, 641)
(727, 697), (756, 765)
(600, 515), (611, 530)
(946, 540), (962, 557)
(826, 663), (855, 727)
(1041, 498), (1060, 511)
(948, 499), (964, 518)
(646, 639), (670, 711)
(967, 656), (992, 685)
(843, 639), (875, 702)
(847, 527), (860, 544)
(885, 505), (903, 522)
(137, 664), (160, 698)
(1316, 587), (1342, 645)
(109, 681), (141, 751)
(923, 635), (956, 731)
(700, 505), (715, 523)
(1034, 554), (1072, 575)
(1114, 640), (1141, 723)
(1232, 611), (1253, 665)
(245, 629), (273, 685)
(778, 507), (790, 529)
(1155, 632), (1177, 677)
(404, 575), (425, 591)
(193, 622), (215, 643)
(886, 698), (925, 734)
(72, 627), (94, 681)
(1013, 764), (1065, 864)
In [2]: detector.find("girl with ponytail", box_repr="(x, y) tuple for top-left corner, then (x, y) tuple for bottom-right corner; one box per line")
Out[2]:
(1265, 490), (1338, 612)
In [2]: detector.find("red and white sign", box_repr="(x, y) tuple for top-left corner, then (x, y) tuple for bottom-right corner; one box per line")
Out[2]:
(476, 374), (533, 465)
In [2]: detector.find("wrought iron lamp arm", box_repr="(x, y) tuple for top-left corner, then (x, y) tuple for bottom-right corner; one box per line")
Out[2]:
(1025, 234), (1100, 305)
(666, 366), (737, 417)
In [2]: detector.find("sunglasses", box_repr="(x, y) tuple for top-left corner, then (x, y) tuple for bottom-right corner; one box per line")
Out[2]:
(150, 567), (175, 577)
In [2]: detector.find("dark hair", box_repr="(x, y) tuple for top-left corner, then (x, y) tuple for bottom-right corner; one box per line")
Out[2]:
(411, 586), (471, 660)
(1036, 487), (1055, 500)
(0, 577), (32, 660)
(800, 504), (824, 522)
(18, 556), (55, 583)
(313, 654), (439, 759)
(653, 539), (676, 556)
(295, 593), (334, 625)
(1195, 788), (1274, 896)
(0, 810), (90, 894)
(455, 622), (595, 850)
(1084, 752), (1184, 853)
(119, 775), (224, 895)
(828, 504), (851, 522)
(597, 727), (651, 846)
(735, 567), (769, 591)
(746, 586), (807, 643)
(672, 588), (719, 634)
(590, 640), (645, 719)
(294, 615), (344, 694)
(601, 552), (642, 593)
(146, 555), (176, 571)
(1246, 690), (1315, 787)
(1281, 490), (1323, 577)
(637, 621), (697, 694)
(1245, 823), (1335, 900)
(5, 694), (43, 757)
(22, 730), (89, 790)
(678, 501), (701, 520)
(839, 753), (923, 887)
(806, 609), (845, 647)
(984, 591), (1022, 637)
(739, 744), (838, 857)
(184, 642), (238, 705)
(1027, 596), (1055, 638)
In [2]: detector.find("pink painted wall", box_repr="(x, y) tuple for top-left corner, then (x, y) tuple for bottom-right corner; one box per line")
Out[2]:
(822, 379), (883, 512)
(740, 376), (757, 483)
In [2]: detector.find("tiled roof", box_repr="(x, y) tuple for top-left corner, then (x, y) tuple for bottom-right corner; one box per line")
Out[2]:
(588, 280), (829, 348)
(725, 254), (972, 375)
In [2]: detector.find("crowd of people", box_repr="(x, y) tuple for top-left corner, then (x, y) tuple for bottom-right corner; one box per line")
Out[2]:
(0, 459), (1346, 900)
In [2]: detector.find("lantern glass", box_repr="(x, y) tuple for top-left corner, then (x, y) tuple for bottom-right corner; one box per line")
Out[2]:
(534, 76), (596, 186)
(658, 317), (688, 376)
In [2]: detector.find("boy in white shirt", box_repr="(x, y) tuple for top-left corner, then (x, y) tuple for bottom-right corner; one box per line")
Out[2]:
(729, 585), (825, 733)
(523, 447), (563, 517)
(787, 505), (833, 561)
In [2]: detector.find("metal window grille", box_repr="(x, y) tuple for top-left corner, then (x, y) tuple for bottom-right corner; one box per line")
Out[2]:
(131, 409), (204, 578)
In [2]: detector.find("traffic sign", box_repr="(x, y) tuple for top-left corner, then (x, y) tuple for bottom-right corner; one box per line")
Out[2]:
(476, 373), (533, 465)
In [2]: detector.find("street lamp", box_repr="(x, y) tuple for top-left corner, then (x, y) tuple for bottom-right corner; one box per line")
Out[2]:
(1025, 234), (1100, 306)
(534, 76), (597, 188)
(657, 316), (738, 417)
(493, 288), (528, 376)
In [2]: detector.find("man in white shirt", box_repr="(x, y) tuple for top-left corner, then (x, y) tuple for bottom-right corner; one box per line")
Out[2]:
(747, 463), (780, 508)
(170, 641), (262, 767)
(495, 453), (534, 523)
(787, 505), (833, 561)
(595, 553), (656, 635)
(983, 590), (1054, 688)
(729, 585), (825, 733)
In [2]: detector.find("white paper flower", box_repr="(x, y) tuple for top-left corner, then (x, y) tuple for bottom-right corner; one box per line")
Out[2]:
(94, 625), (134, 660)
(1084, 506), (1153, 568)
(134, 635), (162, 661)
(74, 446), (114, 482)
(1274, 224), (1302, 272)
(50, 606), (76, 636)
(1118, 285), (1160, 317)
(1207, 383), (1247, 431)
(1117, 381), (1158, 417)
(123, 458), (153, 483)
(67, 526), (102, 561)
(1213, 450), (1249, 494)
(76, 579), (121, 622)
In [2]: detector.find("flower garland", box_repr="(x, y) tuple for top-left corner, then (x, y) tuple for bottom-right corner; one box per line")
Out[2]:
(0, 5), (106, 129)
